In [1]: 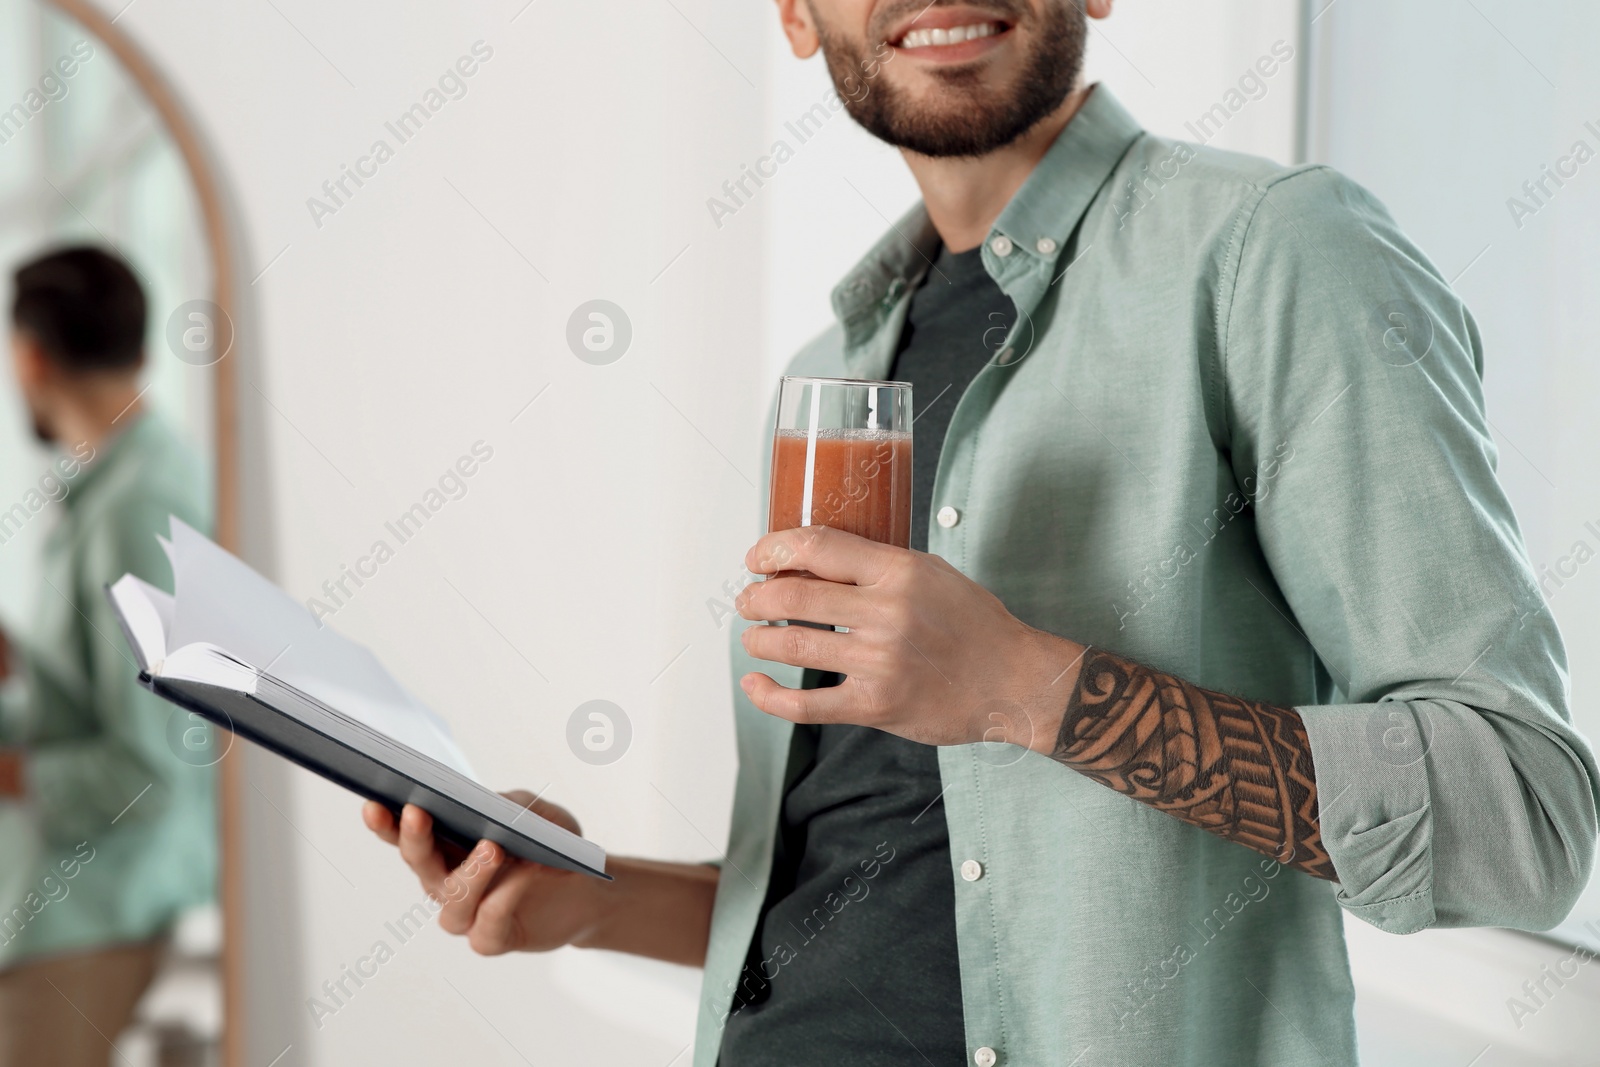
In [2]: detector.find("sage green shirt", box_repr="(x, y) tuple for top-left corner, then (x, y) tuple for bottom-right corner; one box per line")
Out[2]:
(0, 412), (216, 967)
(697, 87), (1600, 1066)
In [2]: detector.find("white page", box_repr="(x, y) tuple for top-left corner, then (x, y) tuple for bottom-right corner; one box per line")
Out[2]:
(146, 577), (175, 648)
(107, 574), (172, 670)
(165, 517), (478, 780)
(161, 642), (261, 692)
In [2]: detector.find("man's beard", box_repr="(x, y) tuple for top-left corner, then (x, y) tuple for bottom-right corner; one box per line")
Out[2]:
(814, 0), (1087, 158)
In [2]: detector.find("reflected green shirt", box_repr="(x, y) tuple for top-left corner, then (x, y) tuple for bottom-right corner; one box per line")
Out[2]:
(0, 412), (216, 966)
(697, 87), (1600, 1066)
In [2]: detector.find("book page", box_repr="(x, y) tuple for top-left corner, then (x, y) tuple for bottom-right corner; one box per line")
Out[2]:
(164, 517), (478, 780)
(107, 574), (173, 671)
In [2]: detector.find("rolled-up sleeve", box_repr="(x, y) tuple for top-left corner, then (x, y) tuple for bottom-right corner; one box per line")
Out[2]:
(1220, 166), (1600, 934)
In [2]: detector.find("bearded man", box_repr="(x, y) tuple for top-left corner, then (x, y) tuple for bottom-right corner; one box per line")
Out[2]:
(366, 3), (1600, 1065)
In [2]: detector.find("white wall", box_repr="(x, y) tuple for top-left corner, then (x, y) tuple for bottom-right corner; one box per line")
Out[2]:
(100, 1), (1596, 1064)
(110, 0), (767, 1062)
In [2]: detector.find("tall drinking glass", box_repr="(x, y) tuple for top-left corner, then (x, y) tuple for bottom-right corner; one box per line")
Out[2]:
(767, 377), (913, 577)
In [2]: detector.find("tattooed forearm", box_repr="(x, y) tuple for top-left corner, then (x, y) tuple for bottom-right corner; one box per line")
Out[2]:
(1051, 647), (1335, 881)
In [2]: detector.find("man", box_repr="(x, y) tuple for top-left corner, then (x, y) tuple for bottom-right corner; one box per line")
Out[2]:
(0, 246), (216, 1067)
(366, 2), (1600, 1064)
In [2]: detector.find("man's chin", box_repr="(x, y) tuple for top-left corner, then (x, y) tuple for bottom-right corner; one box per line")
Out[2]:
(846, 48), (1080, 157)
(823, 0), (1086, 159)
(884, 60), (1008, 98)
(858, 98), (1057, 159)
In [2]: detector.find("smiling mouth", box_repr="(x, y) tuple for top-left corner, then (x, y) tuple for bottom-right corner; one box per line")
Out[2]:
(893, 20), (1007, 49)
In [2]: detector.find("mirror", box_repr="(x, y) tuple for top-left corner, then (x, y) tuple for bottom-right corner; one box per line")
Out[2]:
(0, 1), (238, 1064)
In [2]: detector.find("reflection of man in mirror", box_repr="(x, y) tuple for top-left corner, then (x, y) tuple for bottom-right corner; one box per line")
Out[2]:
(0, 246), (216, 1067)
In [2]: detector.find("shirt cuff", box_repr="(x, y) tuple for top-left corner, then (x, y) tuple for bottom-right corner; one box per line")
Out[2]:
(1298, 701), (1437, 934)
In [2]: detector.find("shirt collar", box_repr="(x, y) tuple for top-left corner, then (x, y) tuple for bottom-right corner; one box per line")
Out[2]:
(61, 409), (151, 507)
(831, 85), (1145, 364)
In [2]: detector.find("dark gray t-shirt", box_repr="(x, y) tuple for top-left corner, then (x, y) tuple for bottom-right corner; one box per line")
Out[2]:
(718, 244), (1015, 1066)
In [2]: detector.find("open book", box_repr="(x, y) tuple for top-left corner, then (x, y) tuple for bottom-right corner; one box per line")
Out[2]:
(109, 517), (607, 879)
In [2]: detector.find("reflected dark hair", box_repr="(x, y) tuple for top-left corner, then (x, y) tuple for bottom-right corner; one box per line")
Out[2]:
(11, 245), (146, 371)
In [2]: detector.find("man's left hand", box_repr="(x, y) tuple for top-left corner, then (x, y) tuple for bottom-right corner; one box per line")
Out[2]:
(735, 526), (1084, 750)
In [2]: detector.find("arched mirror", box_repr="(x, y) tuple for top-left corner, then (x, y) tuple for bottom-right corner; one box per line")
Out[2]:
(0, 1), (240, 1064)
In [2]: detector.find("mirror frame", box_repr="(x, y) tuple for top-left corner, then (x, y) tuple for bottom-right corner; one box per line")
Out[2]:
(40, 3), (245, 1064)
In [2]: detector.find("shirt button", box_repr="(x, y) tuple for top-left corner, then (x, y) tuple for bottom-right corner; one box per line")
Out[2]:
(1035, 236), (1057, 255)
(960, 859), (984, 881)
(989, 234), (1013, 257)
(936, 506), (961, 528)
(974, 1047), (998, 1067)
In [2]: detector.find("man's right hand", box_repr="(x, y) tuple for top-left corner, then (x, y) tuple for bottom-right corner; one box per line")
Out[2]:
(364, 789), (722, 965)
(362, 790), (604, 956)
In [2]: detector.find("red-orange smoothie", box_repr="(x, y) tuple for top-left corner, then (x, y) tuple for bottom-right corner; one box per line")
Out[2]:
(768, 428), (912, 551)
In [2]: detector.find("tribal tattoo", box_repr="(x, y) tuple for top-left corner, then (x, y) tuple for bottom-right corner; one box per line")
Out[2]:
(1050, 647), (1335, 881)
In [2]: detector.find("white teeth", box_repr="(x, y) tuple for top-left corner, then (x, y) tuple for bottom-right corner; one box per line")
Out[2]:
(898, 22), (999, 49)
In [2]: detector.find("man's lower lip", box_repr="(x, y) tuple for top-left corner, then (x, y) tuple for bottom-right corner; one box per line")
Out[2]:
(891, 28), (1011, 63)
